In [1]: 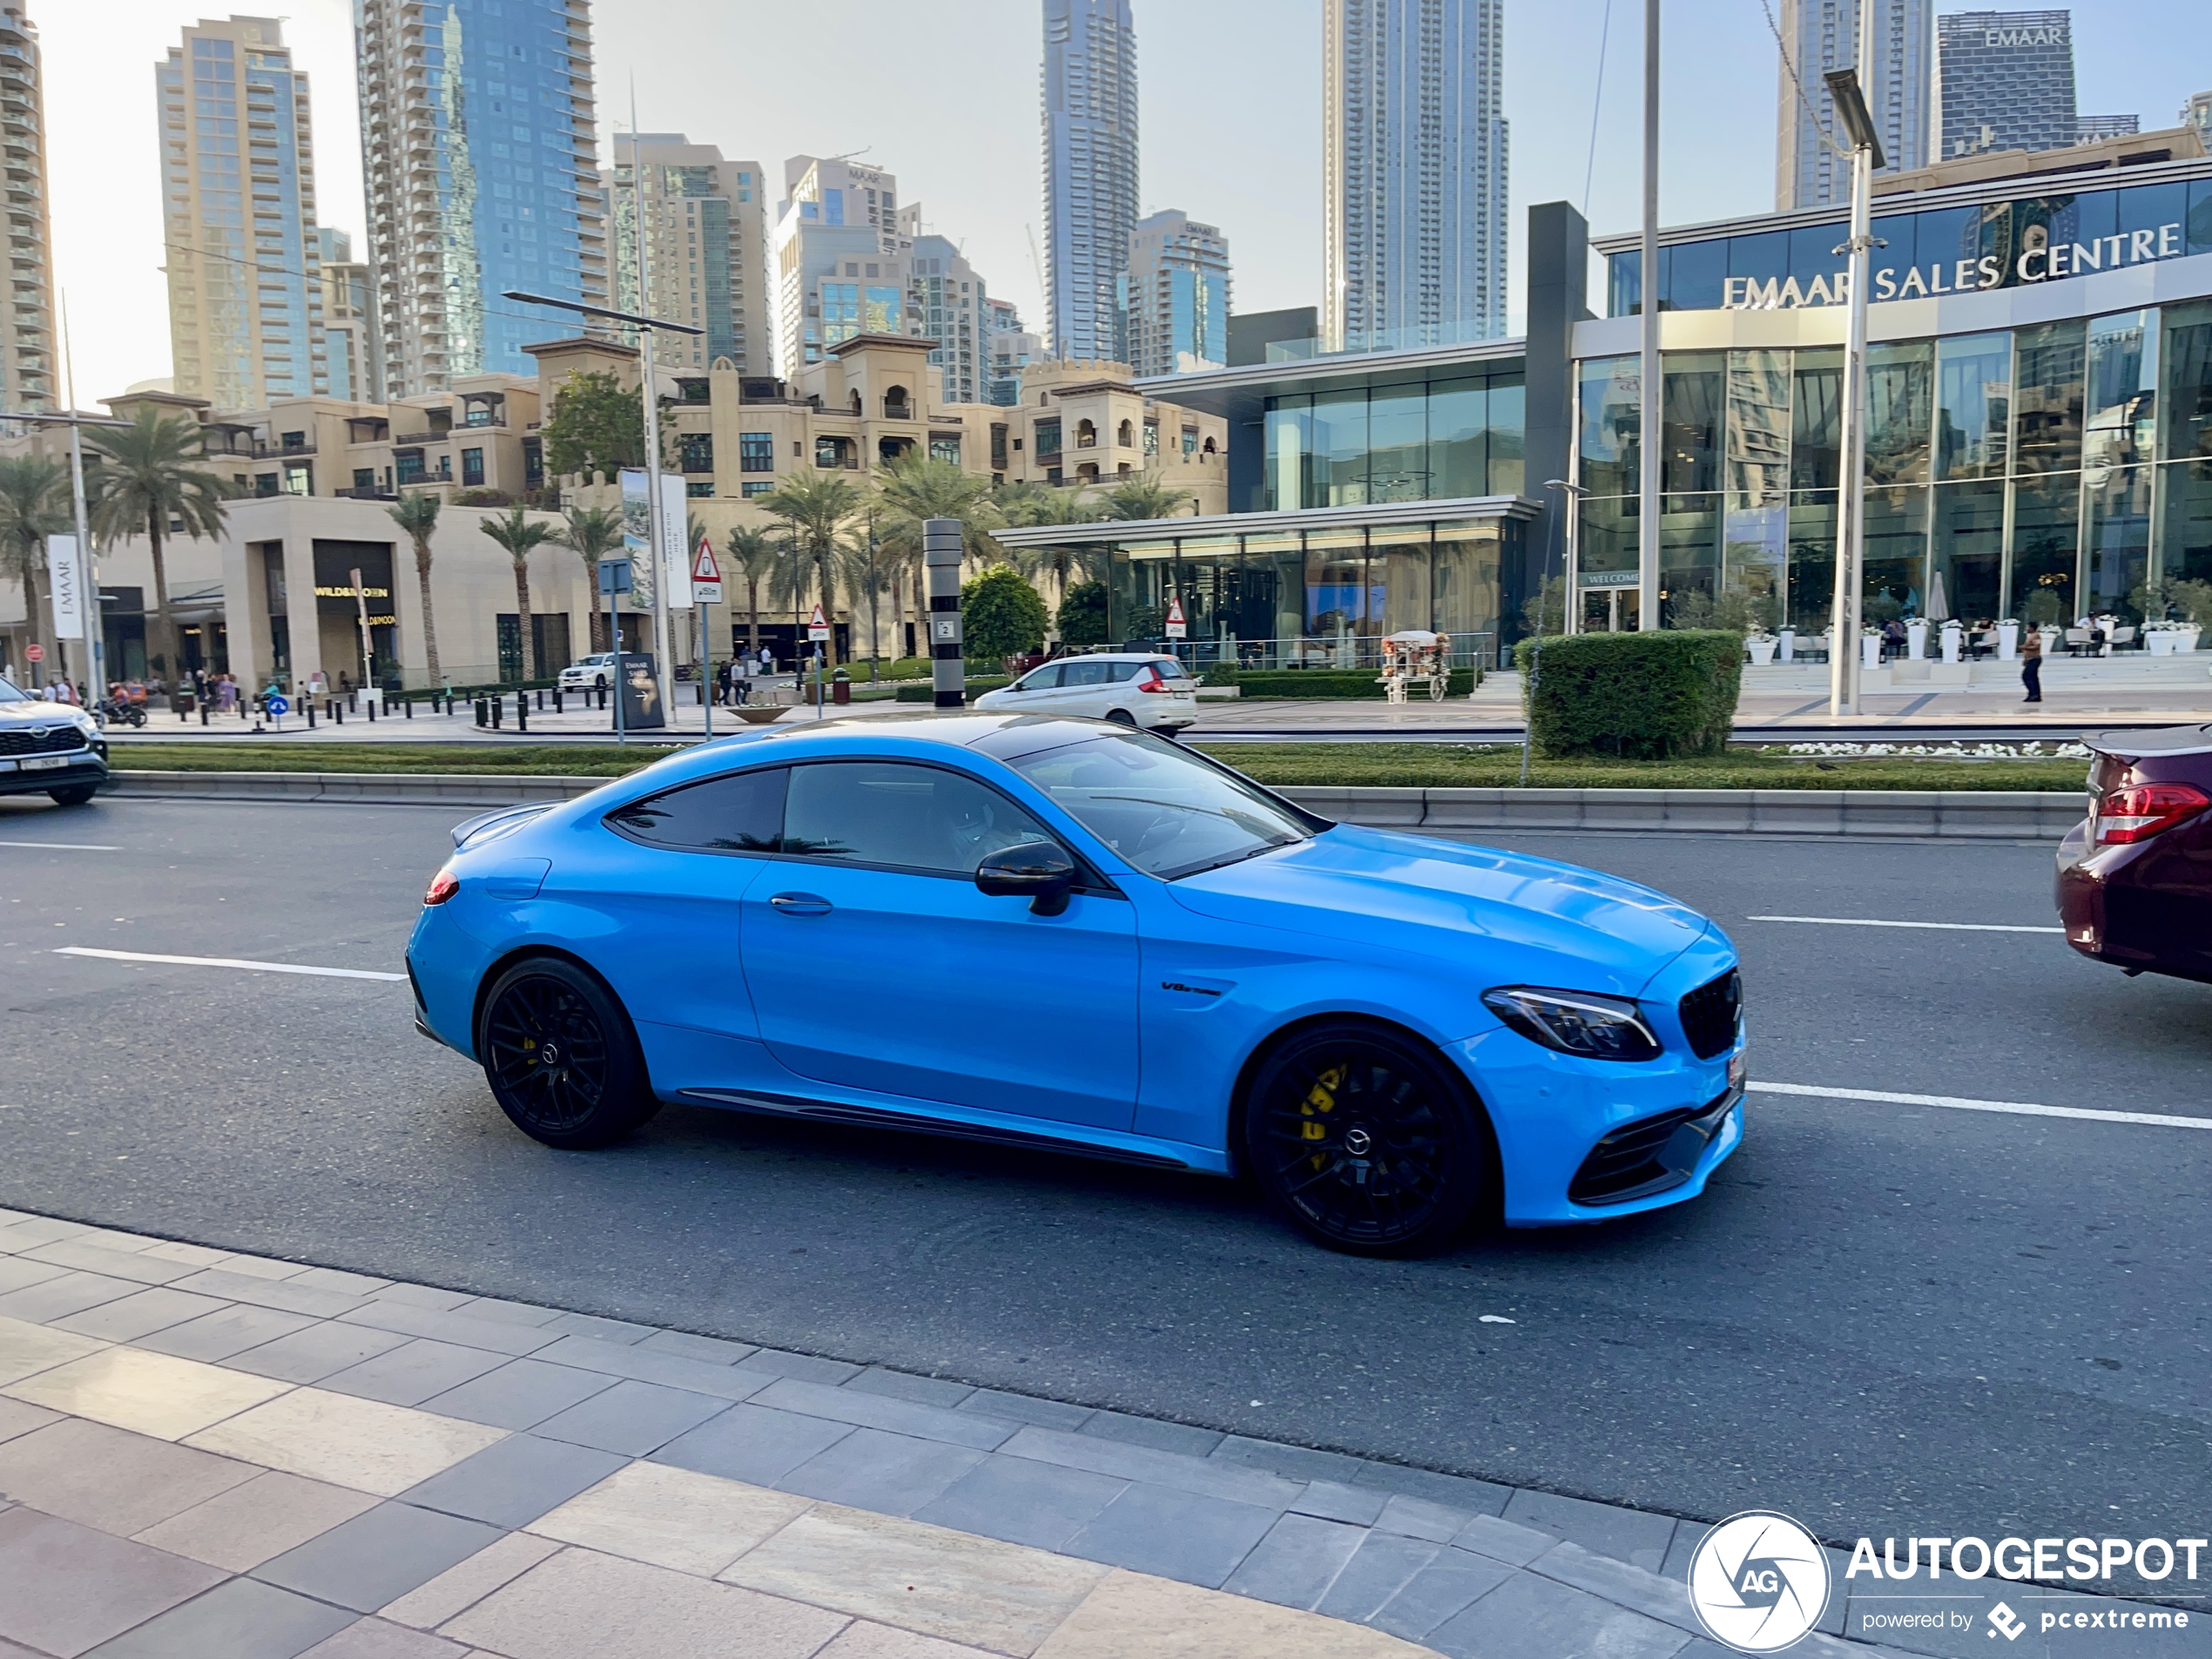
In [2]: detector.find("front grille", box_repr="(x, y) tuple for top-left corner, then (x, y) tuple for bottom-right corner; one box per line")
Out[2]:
(0, 725), (88, 758)
(1678, 969), (1741, 1059)
(1568, 1088), (1737, 1205)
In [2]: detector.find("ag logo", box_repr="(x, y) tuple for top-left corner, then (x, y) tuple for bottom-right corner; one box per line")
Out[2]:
(1688, 1510), (1832, 1652)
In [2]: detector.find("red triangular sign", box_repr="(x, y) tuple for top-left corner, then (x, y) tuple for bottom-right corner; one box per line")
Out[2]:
(809, 603), (827, 628)
(1165, 596), (1185, 625)
(692, 536), (720, 582)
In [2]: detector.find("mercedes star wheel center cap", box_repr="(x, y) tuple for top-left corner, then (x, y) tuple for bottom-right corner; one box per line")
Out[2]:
(1344, 1127), (1372, 1156)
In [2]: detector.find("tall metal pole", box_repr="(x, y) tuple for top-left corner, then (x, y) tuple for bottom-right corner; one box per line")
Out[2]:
(1635, 0), (1661, 632)
(631, 105), (673, 715)
(1830, 10), (1876, 717)
(61, 293), (97, 698)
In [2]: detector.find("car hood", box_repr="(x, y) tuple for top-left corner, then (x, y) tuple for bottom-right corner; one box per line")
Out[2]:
(1166, 823), (1716, 996)
(0, 702), (91, 726)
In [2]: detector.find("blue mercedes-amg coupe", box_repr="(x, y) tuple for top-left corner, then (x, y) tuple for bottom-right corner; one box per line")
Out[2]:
(408, 714), (1744, 1255)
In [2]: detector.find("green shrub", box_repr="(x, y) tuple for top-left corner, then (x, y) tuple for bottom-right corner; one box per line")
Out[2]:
(962, 568), (1049, 661)
(1057, 580), (1111, 649)
(1512, 631), (1742, 759)
(1200, 662), (1241, 687)
(1231, 667), (1481, 699)
(894, 676), (1012, 703)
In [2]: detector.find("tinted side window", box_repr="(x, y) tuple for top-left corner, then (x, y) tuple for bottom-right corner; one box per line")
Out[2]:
(1105, 660), (1143, 682)
(1016, 664), (1064, 691)
(782, 761), (1050, 875)
(1150, 658), (1191, 680)
(607, 767), (786, 853)
(1062, 659), (1112, 687)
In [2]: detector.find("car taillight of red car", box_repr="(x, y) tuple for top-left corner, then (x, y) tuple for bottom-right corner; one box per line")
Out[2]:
(2094, 782), (2211, 846)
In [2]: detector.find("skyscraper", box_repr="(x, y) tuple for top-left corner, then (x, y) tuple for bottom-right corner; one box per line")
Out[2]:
(0, 3), (55, 414)
(1773, 0), (1932, 210)
(1042, 0), (1138, 361)
(613, 135), (767, 375)
(907, 225), (990, 405)
(982, 297), (1039, 408)
(1323, 0), (1508, 354)
(1935, 10), (2076, 161)
(356, 0), (608, 397)
(771, 156), (911, 374)
(158, 17), (324, 408)
(1118, 211), (1230, 377)
(315, 228), (381, 405)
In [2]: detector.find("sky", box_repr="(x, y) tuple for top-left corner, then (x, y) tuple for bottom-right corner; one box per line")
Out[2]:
(44, 0), (2210, 407)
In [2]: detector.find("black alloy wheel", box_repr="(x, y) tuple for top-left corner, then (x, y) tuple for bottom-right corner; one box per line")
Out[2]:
(478, 957), (659, 1149)
(1244, 1022), (1495, 1256)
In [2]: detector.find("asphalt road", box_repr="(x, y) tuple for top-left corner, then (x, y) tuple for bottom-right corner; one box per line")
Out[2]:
(1, 794), (2204, 1594)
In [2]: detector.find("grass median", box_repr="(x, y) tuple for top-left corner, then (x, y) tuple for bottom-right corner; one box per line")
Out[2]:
(111, 742), (677, 778)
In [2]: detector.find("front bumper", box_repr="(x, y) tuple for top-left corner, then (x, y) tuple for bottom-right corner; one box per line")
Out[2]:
(0, 748), (111, 797)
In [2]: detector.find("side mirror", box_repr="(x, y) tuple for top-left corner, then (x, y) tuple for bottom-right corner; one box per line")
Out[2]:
(975, 840), (1078, 916)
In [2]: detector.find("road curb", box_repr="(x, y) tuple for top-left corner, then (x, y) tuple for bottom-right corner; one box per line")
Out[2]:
(110, 769), (2087, 837)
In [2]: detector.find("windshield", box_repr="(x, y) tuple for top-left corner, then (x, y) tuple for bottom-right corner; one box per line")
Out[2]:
(1007, 731), (1313, 880)
(0, 677), (24, 705)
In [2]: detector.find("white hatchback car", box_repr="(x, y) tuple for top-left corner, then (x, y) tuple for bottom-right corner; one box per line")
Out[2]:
(557, 652), (617, 691)
(974, 652), (1198, 733)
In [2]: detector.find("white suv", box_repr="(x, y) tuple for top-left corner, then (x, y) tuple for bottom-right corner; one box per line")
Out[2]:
(557, 652), (617, 691)
(974, 652), (1198, 733)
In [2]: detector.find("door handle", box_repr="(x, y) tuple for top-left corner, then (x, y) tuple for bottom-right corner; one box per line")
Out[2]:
(769, 892), (833, 916)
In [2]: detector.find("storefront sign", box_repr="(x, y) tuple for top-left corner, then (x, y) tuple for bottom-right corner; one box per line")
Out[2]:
(1723, 222), (2185, 310)
(45, 535), (83, 632)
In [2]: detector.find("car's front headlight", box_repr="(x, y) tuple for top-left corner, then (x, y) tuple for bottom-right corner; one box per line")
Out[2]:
(1481, 986), (1662, 1062)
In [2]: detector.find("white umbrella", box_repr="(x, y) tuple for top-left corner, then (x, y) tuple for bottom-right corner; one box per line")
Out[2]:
(1927, 568), (1951, 623)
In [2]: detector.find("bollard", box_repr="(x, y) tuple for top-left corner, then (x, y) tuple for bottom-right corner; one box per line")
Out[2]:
(490, 697), (502, 729)
(474, 697), (487, 727)
(404, 697), (413, 719)
(516, 691), (528, 733)
(368, 698), (377, 722)
(536, 689), (545, 711)
(199, 700), (209, 726)
(348, 690), (358, 713)
(925, 516), (967, 708)
(554, 689), (563, 714)
(307, 703), (317, 729)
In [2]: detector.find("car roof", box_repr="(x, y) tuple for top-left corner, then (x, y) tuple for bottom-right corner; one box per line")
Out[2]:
(741, 711), (1122, 755)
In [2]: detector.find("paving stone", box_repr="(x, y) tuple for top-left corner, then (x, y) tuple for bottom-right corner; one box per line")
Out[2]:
(523, 1334), (776, 1399)
(167, 1267), (370, 1319)
(135, 1303), (319, 1363)
(320, 1339), (513, 1408)
(1501, 1488), (1679, 1572)
(816, 1625), (1004, 1659)
(255, 1501), (506, 1614)
(1028, 1567), (1433, 1659)
(842, 1367), (974, 1409)
(0, 1312), (107, 1386)
(19, 1238), (199, 1286)
(779, 1426), (985, 1517)
(1426, 1566), (1696, 1659)
(1454, 1510), (1564, 1568)
(363, 1284), (476, 1312)
(1288, 1479), (1390, 1527)
(1378, 1490), (1486, 1542)
(288, 1267), (396, 1297)
(186, 1387), (509, 1497)
(527, 1460), (812, 1577)
(0, 1396), (59, 1445)
(49, 1286), (232, 1344)
(1222, 1511), (1370, 1609)
(82, 1576), (360, 1659)
(0, 1215), (95, 1251)
(651, 1402), (856, 1487)
(995, 1424), (1305, 1509)
(1063, 1480), (1279, 1588)
(300, 1615), (473, 1658)
(377, 1532), (563, 1631)
(1369, 1547), (1516, 1642)
(132, 1239), (235, 1270)
(226, 1321), (416, 1385)
(1314, 1530), (1444, 1623)
(733, 1346), (864, 1386)
(416, 1359), (617, 1432)
(536, 1311), (656, 1344)
(195, 1254), (314, 1282)
(1211, 1434), (1365, 1486)
(399, 1433), (629, 1529)
(0, 1417), (259, 1535)
(530, 1378), (730, 1456)
(448, 1548), (854, 1657)
(914, 1450), (1128, 1553)
(441, 1297), (566, 1329)
(133, 1468), (383, 1572)
(7, 1345), (293, 1440)
(0, 1269), (144, 1322)
(1351, 1460), (1513, 1516)
(636, 1329), (758, 1365)
(1076, 1407), (1224, 1459)
(752, 1377), (1020, 1452)
(1529, 1539), (1701, 1633)
(0, 1256), (69, 1297)
(0, 1505), (227, 1657)
(62, 1228), (161, 1254)
(954, 1388), (1094, 1431)
(336, 1301), (564, 1359)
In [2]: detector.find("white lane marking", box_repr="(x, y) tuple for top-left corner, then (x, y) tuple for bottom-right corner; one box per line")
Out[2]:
(1746, 914), (2062, 934)
(1752, 1081), (2210, 1131)
(53, 947), (406, 983)
(0, 840), (118, 852)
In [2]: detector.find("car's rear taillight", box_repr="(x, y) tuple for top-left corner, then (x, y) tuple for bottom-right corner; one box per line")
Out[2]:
(2094, 782), (2211, 845)
(423, 867), (460, 905)
(1137, 668), (1174, 692)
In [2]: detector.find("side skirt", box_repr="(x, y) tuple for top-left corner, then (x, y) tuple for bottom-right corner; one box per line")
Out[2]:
(676, 1087), (1196, 1172)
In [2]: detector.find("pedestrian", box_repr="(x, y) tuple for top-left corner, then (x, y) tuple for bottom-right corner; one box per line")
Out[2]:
(2021, 618), (2044, 704)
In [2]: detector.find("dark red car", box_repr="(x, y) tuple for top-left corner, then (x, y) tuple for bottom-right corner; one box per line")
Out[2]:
(2056, 725), (2212, 982)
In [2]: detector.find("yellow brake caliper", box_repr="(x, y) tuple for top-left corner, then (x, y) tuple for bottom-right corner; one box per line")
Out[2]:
(1301, 1067), (1343, 1169)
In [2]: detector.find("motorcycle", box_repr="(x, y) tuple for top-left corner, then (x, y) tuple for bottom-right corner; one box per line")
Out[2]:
(98, 697), (148, 728)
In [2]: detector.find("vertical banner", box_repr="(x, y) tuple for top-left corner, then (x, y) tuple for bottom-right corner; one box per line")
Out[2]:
(617, 469), (656, 614)
(46, 535), (83, 634)
(660, 474), (691, 612)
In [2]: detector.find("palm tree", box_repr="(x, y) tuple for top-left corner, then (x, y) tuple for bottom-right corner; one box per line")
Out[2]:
(1097, 473), (1195, 523)
(557, 504), (623, 652)
(724, 525), (779, 659)
(479, 504), (559, 681)
(758, 470), (867, 668)
(386, 490), (445, 687)
(0, 455), (68, 677)
(876, 455), (1005, 656)
(85, 407), (231, 689)
(998, 482), (1104, 605)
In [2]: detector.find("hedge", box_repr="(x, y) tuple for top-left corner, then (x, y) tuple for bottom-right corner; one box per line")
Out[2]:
(1511, 631), (1742, 759)
(1227, 667), (1482, 699)
(893, 676), (1013, 703)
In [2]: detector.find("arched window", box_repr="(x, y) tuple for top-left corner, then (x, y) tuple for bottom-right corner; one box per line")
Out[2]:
(1202, 435), (1217, 455)
(1117, 419), (1134, 447)
(849, 390), (862, 415)
(883, 385), (911, 420)
(1076, 419), (1097, 448)
(1077, 462), (1100, 482)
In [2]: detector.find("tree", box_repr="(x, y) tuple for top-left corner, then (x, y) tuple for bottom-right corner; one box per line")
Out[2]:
(556, 504), (624, 652)
(0, 455), (68, 677)
(758, 470), (867, 668)
(724, 526), (779, 658)
(541, 369), (644, 482)
(879, 455), (1005, 658)
(962, 566), (1049, 664)
(86, 407), (231, 686)
(1057, 579), (1111, 650)
(479, 504), (559, 680)
(383, 491), (447, 687)
(996, 482), (1103, 603)
(1097, 473), (1194, 524)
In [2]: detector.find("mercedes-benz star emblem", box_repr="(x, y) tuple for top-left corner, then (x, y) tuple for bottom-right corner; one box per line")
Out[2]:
(539, 1043), (559, 1066)
(1688, 1511), (1831, 1652)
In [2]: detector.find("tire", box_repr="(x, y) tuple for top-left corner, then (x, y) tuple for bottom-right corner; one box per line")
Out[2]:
(477, 957), (661, 1149)
(47, 785), (98, 806)
(1105, 707), (1138, 727)
(1243, 1021), (1497, 1257)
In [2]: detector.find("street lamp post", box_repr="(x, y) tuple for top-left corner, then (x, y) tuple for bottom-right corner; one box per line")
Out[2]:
(501, 287), (704, 716)
(3, 407), (131, 703)
(1636, 0), (1661, 633)
(1824, 39), (1886, 717)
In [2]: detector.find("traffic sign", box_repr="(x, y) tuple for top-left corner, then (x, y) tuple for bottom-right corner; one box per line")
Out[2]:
(596, 557), (633, 596)
(264, 694), (289, 717)
(691, 535), (723, 604)
(23, 643), (43, 663)
(807, 602), (830, 642)
(1163, 596), (1186, 638)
